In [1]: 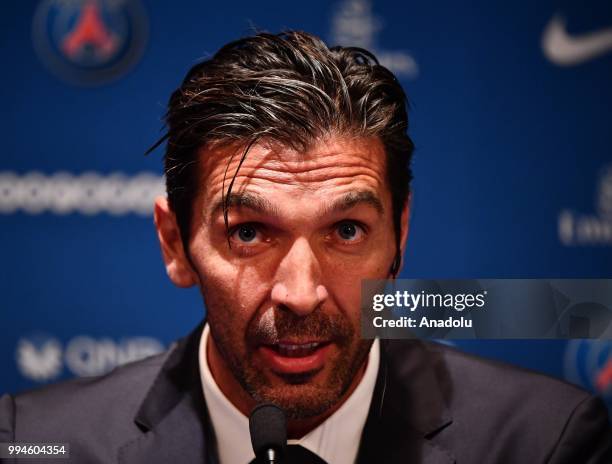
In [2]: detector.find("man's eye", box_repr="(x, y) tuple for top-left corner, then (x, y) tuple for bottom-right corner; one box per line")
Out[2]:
(336, 221), (365, 242)
(232, 224), (259, 243)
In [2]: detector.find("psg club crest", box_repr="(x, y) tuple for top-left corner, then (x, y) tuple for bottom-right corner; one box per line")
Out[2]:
(32, 0), (148, 86)
(564, 340), (612, 416)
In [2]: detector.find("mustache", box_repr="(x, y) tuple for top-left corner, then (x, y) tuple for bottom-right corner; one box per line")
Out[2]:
(246, 307), (353, 346)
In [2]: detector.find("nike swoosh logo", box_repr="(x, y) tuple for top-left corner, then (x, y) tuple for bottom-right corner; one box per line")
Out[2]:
(542, 14), (612, 66)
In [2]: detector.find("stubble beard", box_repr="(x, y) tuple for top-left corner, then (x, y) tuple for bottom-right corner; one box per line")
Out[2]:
(207, 304), (372, 420)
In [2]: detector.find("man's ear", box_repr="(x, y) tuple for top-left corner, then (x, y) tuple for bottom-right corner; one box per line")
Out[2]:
(397, 192), (412, 274)
(153, 196), (198, 288)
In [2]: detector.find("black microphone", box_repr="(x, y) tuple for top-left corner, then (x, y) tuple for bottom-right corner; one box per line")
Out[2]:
(249, 403), (287, 464)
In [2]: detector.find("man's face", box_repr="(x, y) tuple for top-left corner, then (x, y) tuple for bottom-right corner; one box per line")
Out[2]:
(158, 135), (406, 419)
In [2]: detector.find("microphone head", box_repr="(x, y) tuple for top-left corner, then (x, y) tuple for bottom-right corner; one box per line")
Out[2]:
(249, 403), (287, 461)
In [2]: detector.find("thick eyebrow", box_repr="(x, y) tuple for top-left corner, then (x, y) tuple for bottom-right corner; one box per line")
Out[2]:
(209, 192), (281, 222)
(209, 189), (384, 222)
(321, 190), (384, 216)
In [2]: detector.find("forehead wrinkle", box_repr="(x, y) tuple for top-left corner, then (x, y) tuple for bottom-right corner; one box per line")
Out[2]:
(211, 161), (385, 192)
(205, 145), (384, 183)
(200, 137), (389, 223)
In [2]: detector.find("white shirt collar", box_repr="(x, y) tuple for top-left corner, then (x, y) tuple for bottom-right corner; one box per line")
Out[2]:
(199, 323), (380, 464)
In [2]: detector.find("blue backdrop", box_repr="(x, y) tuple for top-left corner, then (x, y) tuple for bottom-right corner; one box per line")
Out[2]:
(1, 0), (611, 418)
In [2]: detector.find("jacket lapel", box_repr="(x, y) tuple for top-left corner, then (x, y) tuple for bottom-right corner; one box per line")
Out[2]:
(119, 324), (454, 464)
(357, 339), (455, 464)
(118, 321), (218, 464)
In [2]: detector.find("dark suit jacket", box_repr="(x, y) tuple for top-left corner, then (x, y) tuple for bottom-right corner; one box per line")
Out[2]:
(1, 322), (611, 463)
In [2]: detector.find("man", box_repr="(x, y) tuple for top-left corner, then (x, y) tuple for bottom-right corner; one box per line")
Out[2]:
(1, 31), (610, 464)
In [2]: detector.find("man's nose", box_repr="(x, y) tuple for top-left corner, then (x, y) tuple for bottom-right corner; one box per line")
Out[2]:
(271, 238), (329, 317)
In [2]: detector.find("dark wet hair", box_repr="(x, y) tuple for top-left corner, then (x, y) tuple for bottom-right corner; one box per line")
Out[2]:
(150, 30), (414, 275)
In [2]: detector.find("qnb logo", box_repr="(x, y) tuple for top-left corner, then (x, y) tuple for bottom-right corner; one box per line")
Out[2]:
(32, 0), (148, 86)
(565, 340), (612, 407)
(64, 336), (164, 377)
(558, 164), (612, 246)
(16, 334), (165, 382)
(330, 0), (419, 79)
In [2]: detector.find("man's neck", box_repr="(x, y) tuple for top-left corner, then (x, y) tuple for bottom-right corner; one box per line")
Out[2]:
(206, 333), (368, 439)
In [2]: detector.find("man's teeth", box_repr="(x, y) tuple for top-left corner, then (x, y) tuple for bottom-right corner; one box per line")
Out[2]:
(278, 342), (320, 350)
(273, 342), (323, 357)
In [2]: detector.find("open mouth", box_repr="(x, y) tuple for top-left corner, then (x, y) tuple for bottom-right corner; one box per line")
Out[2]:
(258, 341), (332, 375)
(268, 341), (329, 357)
